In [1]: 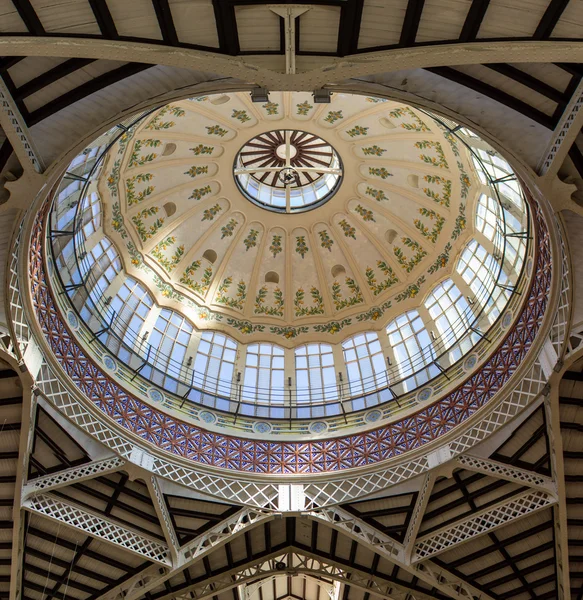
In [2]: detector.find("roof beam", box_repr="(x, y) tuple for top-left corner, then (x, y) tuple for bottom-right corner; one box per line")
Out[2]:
(86, 0), (119, 39)
(459, 0), (490, 42)
(212, 0), (239, 55)
(399, 0), (425, 46)
(485, 63), (566, 103)
(336, 0), (364, 56)
(533, 0), (570, 40)
(22, 493), (171, 565)
(151, 0), (178, 46)
(146, 476), (180, 566)
(11, 0), (44, 35)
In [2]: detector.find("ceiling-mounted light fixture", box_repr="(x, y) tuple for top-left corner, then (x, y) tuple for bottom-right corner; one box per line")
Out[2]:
(251, 88), (269, 103)
(313, 89), (331, 103)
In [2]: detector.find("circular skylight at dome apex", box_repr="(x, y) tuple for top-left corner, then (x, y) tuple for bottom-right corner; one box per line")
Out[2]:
(234, 129), (343, 213)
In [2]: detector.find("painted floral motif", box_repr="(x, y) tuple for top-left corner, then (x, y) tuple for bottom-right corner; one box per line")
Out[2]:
(423, 175), (451, 208)
(415, 141), (449, 169)
(451, 203), (467, 240)
(332, 278), (364, 310)
(151, 236), (184, 273)
(312, 319), (351, 334)
(414, 208), (446, 243)
(296, 101), (313, 116)
(294, 287), (324, 317)
(369, 167), (392, 179)
(295, 236), (309, 258)
(346, 125), (369, 137)
(338, 219), (356, 239)
(126, 241), (143, 267)
(191, 144), (214, 156)
(269, 325), (309, 339)
(324, 110), (343, 124)
(395, 276), (426, 302)
(197, 307), (222, 322)
(227, 318), (265, 334)
(365, 97), (387, 103)
(193, 96), (208, 102)
(107, 160), (121, 197)
(184, 165), (209, 178)
(145, 106), (185, 130)
(262, 102), (279, 115)
(179, 261), (213, 295)
(131, 207), (164, 241)
(443, 130), (460, 156)
(266, 235), (281, 259)
(126, 173), (154, 206)
(362, 145), (386, 156)
(458, 161), (471, 199)
(216, 277), (247, 310)
(389, 107), (429, 132)
(189, 185), (212, 201)
(152, 273), (184, 300)
(117, 130), (135, 155)
(354, 204), (375, 222)
(221, 219), (238, 238)
(128, 139), (161, 168)
(206, 125), (228, 137)
(318, 230), (334, 251)
(254, 286), (284, 317)
(202, 203), (222, 221)
(111, 202), (127, 239)
(232, 109), (251, 123)
(427, 242), (452, 274)
(394, 237), (427, 273)
(356, 299), (392, 322)
(366, 261), (398, 296)
(244, 229), (259, 251)
(365, 186), (388, 202)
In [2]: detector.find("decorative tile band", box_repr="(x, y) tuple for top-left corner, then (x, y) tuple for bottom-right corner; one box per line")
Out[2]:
(28, 194), (551, 474)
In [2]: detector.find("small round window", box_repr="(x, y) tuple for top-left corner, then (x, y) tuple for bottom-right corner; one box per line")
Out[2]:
(234, 129), (343, 213)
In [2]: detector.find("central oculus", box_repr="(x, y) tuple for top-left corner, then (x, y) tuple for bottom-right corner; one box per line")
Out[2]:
(234, 129), (343, 213)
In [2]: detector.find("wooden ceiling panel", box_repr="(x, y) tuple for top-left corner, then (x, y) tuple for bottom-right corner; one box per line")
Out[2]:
(106, 0), (163, 40)
(299, 5), (341, 54)
(7, 56), (66, 88)
(235, 4), (280, 52)
(0, 0), (28, 32)
(27, 0), (101, 35)
(357, 0), (408, 50)
(553, 1), (583, 38)
(510, 62), (573, 93)
(477, 0), (550, 38)
(416, 0), (468, 42)
(168, 0), (219, 48)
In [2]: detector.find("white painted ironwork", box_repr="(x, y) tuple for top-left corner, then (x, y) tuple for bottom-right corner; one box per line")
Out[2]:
(456, 454), (556, 493)
(22, 456), (126, 498)
(23, 492), (171, 565)
(8, 219), (29, 356)
(0, 76), (44, 173)
(549, 222), (570, 360)
(268, 6), (310, 75)
(93, 565), (167, 600)
(413, 489), (556, 561)
(403, 473), (436, 562)
(147, 475), (180, 564)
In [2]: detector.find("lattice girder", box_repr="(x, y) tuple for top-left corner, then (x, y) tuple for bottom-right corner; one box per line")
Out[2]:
(413, 489), (557, 561)
(22, 456), (126, 498)
(22, 492), (171, 565)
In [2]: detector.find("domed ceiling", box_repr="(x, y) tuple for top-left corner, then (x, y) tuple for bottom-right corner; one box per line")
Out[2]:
(101, 92), (475, 344)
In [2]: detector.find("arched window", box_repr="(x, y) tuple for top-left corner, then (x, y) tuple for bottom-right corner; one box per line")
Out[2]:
(192, 332), (237, 397)
(386, 310), (437, 389)
(471, 149), (525, 210)
(475, 194), (499, 243)
(456, 239), (510, 324)
(80, 192), (102, 240)
(108, 278), (154, 361)
(147, 309), (193, 392)
(295, 343), (337, 403)
(342, 333), (386, 396)
(243, 343), (285, 404)
(424, 279), (476, 360)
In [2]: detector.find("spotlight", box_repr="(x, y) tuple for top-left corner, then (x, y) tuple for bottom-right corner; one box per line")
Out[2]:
(275, 561), (287, 571)
(313, 89), (331, 103)
(251, 88), (269, 103)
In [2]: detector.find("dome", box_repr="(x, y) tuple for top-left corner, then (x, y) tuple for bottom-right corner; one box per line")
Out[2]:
(44, 90), (533, 440)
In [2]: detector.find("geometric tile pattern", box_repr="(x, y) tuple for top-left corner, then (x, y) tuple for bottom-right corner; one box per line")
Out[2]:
(28, 195), (552, 473)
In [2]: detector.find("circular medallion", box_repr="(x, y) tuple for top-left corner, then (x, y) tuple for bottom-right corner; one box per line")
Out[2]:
(234, 129), (343, 213)
(502, 311), (513, 329)
(417, 388), (433, 402)
(102, 355), (117, 373)
(148, 388), (164, 403)
(199, 411), (217, 425)
(365, 409), (382, 423)
(309, 421), (328, 434)
(463, 354), (478, 372)
(253, 421), (272, 434)
(66, 310), (79, 331)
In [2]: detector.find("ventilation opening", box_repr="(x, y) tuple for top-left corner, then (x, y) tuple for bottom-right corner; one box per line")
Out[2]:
(380, 117), (397, 129)
(407, 174), (419, 188)
(162, 143), (176, 156)
(331, 264), (346, 278)
(385, 229), (398, 244)
(163, 202), (176, 217)
(210, 95), (231, 106)
(265, 271), (279, 284)
(203, 249), (217, 264)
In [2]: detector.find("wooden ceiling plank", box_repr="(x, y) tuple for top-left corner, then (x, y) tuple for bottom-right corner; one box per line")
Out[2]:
(151, 0), (178, 46)
(10, 0), (44, 35)
(459, 0), (490, 42)
(399, 0), (426, 46)
(336, 0), (364, 56)
(485, 63), (565, 103)
(533, 0), (571, 40)
(86, 0), (119, 39)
